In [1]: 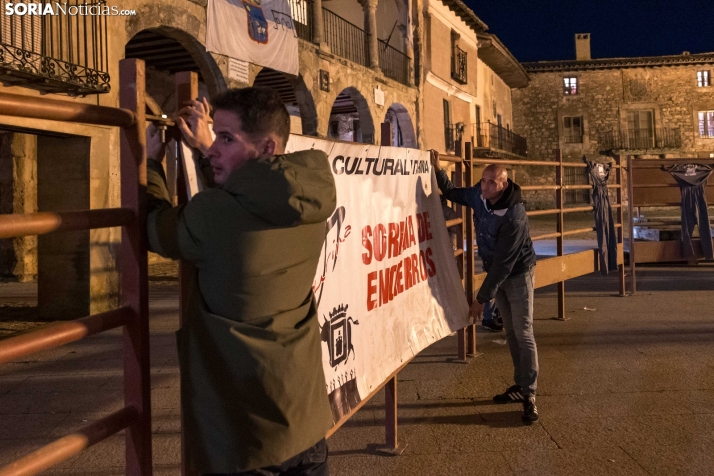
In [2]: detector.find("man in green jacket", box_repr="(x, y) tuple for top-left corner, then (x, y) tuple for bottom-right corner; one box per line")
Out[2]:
(146, 88), (336, 475)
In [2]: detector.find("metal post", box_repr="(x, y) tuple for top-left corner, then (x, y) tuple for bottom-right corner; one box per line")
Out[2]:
(452, 152), (468, 362)
(464, 143), (476, 357)
(118, 58), (153, 476)
(615, 155), (626, 296)
(175, 71), (200, 476)
(627, 155), (637, 294)
(453, 140), (468, 362)
(381, 122), (392, 147)
(377, 122), (403, 456)
(555, 149), (566, 320)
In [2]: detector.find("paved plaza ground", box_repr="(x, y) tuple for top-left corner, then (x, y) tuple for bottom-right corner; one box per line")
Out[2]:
(1, 262), (714, 475)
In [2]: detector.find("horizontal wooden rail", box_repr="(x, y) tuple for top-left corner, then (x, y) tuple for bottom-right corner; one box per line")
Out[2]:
(454, 249), (464, 257)
(0, 208), (134, 239)
(562, 227), (596, 236)
(0, 406), (138, 476)
(471, 158), (558, 167)
(438, 154), (462, 163)
(527, 208), (561, 216)
(470, 157), (621, 169)
(445, 218), (463, 227)
(0, 307), (132, 365)
(531, 232), (561, 241)
(0, 92), (135, 128)
(632, 184), (683, 188)
(520, 185), (559, 191)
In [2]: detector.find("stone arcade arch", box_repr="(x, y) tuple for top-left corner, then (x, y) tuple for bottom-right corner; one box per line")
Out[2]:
(384, 103), (416, 147)
(327, 87), (375, 144)
(252, 68), (319, 136)
(124, 27), (225, 116)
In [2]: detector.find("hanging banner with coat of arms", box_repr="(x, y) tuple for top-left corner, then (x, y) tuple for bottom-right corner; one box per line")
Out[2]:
(285, 136), (470, 424)
(206, 0), (299, 76)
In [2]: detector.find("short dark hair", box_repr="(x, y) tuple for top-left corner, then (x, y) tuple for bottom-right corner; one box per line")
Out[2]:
(211, 87), (290, 147)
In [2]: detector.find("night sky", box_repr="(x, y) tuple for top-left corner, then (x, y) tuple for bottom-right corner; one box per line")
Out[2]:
(465, 0), (714, 63)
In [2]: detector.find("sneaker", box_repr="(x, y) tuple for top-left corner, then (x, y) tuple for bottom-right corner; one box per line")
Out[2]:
(522, 395), (539, 424)
(493, 385), (524, 404)
(482, 319), (504, 332)
(493, 307), (503, 326)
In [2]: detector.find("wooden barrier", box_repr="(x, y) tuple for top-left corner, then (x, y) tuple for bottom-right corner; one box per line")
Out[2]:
(626, 156), (714, 293)
(0, 58), (153, 475)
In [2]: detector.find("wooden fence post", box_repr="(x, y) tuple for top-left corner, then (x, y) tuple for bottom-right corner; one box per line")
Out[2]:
(174, 71), (200, 476)
(118, 58), (153, 476)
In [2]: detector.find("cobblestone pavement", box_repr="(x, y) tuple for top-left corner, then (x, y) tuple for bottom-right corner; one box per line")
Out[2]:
(1, 263), (713, 475)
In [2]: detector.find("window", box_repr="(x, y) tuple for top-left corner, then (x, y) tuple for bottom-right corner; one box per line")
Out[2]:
(563, 77), (578, 95)
(492, 100), (497, 118)
(626, 110), (654, 148)
(563, 116), (583, 143)
(697, 71), (711, 87)
(450, 31), (467, 84)
(699, 111), (714, 138)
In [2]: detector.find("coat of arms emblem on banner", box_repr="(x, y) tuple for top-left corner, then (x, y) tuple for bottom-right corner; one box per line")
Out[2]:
(243, 0), (268, 44)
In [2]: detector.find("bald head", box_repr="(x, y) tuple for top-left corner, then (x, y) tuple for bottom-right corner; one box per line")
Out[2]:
(483, 164), (508, 180)
(480, 164), (509, 202)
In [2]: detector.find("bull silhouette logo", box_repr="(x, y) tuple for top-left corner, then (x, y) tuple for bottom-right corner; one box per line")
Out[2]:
(321, 304), (359, 367)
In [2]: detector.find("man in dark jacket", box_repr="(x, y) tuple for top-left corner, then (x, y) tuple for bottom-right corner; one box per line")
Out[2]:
(146, 88), (336, 474)
(430, 151), (539, 424)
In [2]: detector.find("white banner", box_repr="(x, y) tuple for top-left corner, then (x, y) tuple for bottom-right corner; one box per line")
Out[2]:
(285, 136), (470, 422)
(206, 0), (299, 76)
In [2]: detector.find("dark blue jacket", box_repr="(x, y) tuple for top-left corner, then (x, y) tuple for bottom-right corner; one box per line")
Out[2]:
(436, 170), (536, 303)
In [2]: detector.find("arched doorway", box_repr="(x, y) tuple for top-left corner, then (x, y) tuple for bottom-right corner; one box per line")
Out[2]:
(252, 68), (318, 136)
(384, 103), (416, 147)
(328, 87), (375, 144)
(124, 28), (224, 116)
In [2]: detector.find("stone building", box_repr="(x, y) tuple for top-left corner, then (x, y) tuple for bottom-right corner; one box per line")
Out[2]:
(0, 0), (420, 318)
(512, 33), (714, 207)
(420, 0), (528, 158)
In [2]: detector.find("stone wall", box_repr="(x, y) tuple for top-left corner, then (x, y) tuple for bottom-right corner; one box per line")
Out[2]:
(512, 61), (714, 208)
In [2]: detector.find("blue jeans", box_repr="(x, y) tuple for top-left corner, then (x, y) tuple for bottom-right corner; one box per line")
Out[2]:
(482, 300), (496, 322)
(495, 268), (538, 396)
(204, 439), (329, 476)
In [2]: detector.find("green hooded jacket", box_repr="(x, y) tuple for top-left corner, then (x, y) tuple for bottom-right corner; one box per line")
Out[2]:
(146, 150), (336, 473)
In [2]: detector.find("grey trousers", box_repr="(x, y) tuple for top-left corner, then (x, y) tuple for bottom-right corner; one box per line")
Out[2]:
(495, 268), (538, 396)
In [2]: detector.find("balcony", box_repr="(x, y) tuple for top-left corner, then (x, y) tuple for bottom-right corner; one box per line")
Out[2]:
(288, 0), (410, 86)
(474, 122), (528, 158)
(379, 40), (409, 85)
(598, 127), (682, 153)
(0, 0), (110, 95)
(451, 45), (467, 84)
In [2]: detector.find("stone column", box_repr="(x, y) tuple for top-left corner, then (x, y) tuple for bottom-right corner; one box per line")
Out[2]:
(311, 0), (326, 49)
(0, 133), (38, 282)
(360, 0), (380, 70)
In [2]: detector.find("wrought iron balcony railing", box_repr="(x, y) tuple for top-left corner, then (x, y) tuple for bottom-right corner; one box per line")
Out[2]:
(287, 0), (410, 85)
(475, 122), (528, 157)
(598, 127), (682, 151)
(0, 0), (110, 95)
(379, 40), (408, 85)
(323, 8), (368, 68)
(287, 0), (313, 42)
(451, 45), (467, 84)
